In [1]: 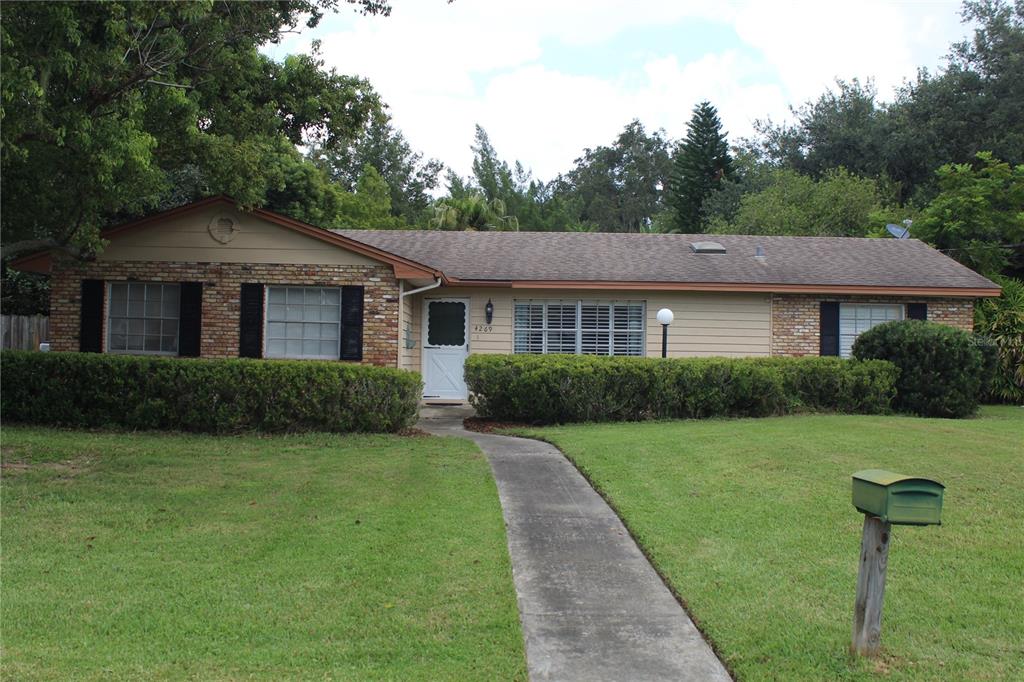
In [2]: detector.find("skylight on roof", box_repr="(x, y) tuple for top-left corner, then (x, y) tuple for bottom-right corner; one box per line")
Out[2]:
(690, 241), (726, 254)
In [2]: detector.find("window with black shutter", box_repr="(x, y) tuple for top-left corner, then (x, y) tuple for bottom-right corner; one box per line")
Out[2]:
(340, 286), (364, 361)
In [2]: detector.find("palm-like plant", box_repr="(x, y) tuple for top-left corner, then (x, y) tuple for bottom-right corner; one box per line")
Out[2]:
(975, 275), (1024, 403)
(429, 195), (518, 231)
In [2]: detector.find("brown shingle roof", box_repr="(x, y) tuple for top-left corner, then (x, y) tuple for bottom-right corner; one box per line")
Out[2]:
(334, 230), (999, 292)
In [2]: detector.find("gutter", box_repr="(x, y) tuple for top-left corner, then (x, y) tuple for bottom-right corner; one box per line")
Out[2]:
(399, 277), (442, 299)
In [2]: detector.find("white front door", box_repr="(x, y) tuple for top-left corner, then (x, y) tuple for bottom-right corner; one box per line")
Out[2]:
(422, 298), (470, 400)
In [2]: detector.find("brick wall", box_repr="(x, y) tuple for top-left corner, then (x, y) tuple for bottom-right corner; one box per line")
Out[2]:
(770, 294), (975, 357)
(49, 260), (400, 367)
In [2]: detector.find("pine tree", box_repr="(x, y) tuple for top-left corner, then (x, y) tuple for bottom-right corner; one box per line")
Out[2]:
(668, 102), (734, 232)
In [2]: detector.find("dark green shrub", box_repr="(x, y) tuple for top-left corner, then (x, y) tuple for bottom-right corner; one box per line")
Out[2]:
(852, 320), (983, 418)
(465, 354), (897, 424)
(0, 351), (421, 433)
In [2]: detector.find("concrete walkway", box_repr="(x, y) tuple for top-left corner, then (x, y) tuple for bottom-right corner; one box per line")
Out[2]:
(419, 407), (731, 682)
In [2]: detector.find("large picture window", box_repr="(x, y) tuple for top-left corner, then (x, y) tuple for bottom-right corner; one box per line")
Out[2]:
(265, 286), (341, 359)
(514, 300), (645, 356)
(107, 282), (180, 354)
(839, 304), (903, 358)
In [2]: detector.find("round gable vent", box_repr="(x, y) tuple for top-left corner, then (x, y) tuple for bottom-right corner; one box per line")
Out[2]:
(208, 214), (240, 244)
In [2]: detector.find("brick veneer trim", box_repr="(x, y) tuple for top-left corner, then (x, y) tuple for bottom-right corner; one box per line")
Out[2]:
(49, 261), (400, 367)
(770, 294), (975, 357)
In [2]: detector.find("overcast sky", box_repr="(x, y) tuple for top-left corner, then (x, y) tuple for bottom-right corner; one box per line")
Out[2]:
(267, 0), (970, 181)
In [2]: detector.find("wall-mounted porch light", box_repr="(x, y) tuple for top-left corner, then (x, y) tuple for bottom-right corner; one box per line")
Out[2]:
(485, 299), (494, 324)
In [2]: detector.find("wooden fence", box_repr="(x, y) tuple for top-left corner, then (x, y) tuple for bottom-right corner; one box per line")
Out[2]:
(1, 315), (50, 351)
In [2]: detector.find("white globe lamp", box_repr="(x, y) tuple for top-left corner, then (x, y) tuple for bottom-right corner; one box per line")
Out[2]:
(656, 308), (674, 357)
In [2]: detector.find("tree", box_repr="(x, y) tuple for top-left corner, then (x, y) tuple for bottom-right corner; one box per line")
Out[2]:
(748, 1), (1024, 203)
(913, 152), (1024, 277)
(668, 102), (734, 232)
(311, 110), (443, 225)
(0, 1), (388, 260)
(562, 120), (672, 232)
(428, 195), (519, 231)
(711, 168), (889, 237)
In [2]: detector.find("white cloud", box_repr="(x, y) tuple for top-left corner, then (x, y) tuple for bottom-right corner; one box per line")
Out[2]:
(270, 0), (970, 180)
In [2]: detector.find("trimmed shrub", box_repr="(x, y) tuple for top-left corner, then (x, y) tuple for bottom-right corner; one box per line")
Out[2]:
(852, 320), (983, 418)
(465, 354), (897, 424)
(0, 351), (421, 433)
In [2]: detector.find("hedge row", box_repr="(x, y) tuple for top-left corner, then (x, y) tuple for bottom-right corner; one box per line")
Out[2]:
(0, 351), (421, 433)
(465, 354), (898, 424)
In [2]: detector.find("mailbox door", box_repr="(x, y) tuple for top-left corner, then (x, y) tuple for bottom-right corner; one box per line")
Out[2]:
(887, 483), (943, 525)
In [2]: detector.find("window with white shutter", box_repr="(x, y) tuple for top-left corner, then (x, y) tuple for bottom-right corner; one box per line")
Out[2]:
(513, 300), (645, 356)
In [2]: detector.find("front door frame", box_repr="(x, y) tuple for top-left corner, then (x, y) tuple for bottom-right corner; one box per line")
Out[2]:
(421, 297), (471, 400)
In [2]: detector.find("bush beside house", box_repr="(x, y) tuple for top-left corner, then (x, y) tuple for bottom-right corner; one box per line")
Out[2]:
(0, 351), (421, 433)
(852, 320), (984, 418)
(465, 355), (897, 424)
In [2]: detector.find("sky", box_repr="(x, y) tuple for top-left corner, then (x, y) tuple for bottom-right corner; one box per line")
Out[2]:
(266, 0), (971, 182)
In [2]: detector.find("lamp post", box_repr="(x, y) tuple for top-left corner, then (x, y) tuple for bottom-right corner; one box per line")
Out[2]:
(656, 308), (673, 358)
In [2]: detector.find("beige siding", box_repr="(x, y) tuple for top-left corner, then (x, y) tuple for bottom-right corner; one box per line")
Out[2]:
(402, 286), (770, 362)
(99, 206), (379, 266)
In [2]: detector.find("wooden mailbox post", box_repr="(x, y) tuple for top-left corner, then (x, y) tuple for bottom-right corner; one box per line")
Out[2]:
(850, 470), (945, 657)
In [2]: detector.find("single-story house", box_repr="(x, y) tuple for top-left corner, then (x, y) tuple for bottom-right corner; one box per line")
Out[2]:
(14, 196), (1001, 400)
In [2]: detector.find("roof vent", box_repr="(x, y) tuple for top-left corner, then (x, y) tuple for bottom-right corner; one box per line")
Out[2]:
(690, 241), (726, 254)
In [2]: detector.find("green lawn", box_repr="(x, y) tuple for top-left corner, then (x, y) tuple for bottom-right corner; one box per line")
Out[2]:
(1, 427), (526, 681)
(516, 406), (1024, 681)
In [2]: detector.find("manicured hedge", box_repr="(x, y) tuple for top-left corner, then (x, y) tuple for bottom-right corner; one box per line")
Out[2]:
(465, 354), (897, 424)
(852, 320), (983, 418)
(0, 351), (421, 433)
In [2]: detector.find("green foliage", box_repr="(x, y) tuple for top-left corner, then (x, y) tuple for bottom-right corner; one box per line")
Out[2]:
(429, 194), (519, 231)
(751, 2), (1024, 203)
(912, 152), (1024, 276)
(0, 1), (384, 258)
(311, 110), (444, 225)
(668, 101), (734, 232)
(710, 167), (889, 237)
(465, 354), (896, 424)
(852, 319), (984, 417)
(0, 351), (421, 433)
(562, 120), (673, 232)
(0, 267), (49, 315)
(974, 275), (1024, 403)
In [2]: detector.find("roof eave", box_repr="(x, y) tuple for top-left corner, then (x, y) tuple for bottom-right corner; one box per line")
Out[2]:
(442, 278), (1002, 297)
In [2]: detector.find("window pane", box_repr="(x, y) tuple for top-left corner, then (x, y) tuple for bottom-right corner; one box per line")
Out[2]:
(128, 285), (145, 301)
(267, 322), (286, 338)
(547, 304), (576, 329)
(546, 330), (576, 354)
(127, 335), (144, 351)
(287, 288), (303, 303)
(110, 333), (126, 350)
(128, 300), (144, 317)
(323, 289), (340, 305)
(302, 339), (319, 356)
(304, 288), (320, 304)
(162, 296), (178, 317)
(128, 319), (144, 335)
(322, 306), (339, 322)
(268, 304), (285, 321)
(427, 301), (466, 346)
(303, 323), (319, 339)
(110, 318), (127, 335)
(514, 329), (543, 354)
(320, 325), (338, 340)
(304, 304), (321, 321)
(145, 319), (161, 336)
(286, 340), (302, 356)
(320, 340), (337, 356)
(286, 305), (302, 321)
(267, 339), (286, 357)
(144, 335), (161, 352)
(286, 322), (303, 339)
(581, 330), (610, 355)
(110, 283), (127, 304)
(268, 287), (286, 304)
(515, 303), (543, 329)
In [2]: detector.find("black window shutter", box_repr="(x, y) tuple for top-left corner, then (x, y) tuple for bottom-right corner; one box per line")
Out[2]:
(178, 282), (203, 357)
(340, 285), (364, 361)
(239, 284), (264, 358)
(907, 302), (927, 320)
(819, 301), (840, 356)
(79, 279), (104, 353)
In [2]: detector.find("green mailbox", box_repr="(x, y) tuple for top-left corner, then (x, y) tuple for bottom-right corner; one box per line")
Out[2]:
(852, 469), (944, 526)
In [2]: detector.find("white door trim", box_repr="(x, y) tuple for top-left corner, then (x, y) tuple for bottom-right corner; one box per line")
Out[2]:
(421, 297), (470, 400)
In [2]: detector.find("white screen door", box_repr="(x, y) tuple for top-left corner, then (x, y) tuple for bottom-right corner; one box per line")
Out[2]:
(422, 298), (470, 399)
